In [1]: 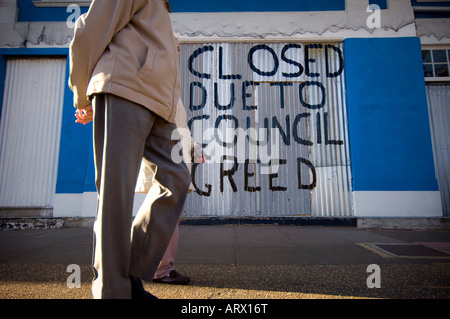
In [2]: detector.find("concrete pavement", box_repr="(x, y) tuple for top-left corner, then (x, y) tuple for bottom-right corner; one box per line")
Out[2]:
(0, 224), (449, 299)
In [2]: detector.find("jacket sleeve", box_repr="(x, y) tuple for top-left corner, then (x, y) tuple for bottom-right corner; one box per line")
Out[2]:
(68, 0), (142, 109)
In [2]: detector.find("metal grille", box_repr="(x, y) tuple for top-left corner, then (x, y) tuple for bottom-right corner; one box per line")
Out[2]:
(180, 41), (352, 217)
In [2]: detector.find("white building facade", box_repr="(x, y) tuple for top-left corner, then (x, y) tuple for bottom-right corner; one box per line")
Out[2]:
(0, 0), (448, 225)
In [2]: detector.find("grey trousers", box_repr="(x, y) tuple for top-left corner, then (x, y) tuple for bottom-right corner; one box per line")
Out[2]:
(91, 94), (190, 299)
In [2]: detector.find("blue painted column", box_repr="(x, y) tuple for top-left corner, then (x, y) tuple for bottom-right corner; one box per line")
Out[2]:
(344, 37), (438, 192)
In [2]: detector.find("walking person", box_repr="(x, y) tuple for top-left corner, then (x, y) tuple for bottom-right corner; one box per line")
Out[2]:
(70, 0), (191, 299)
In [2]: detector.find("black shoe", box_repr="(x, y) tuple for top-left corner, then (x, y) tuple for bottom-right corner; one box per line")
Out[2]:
(153, 270), (190, 285)
(129, 276), (158, 300)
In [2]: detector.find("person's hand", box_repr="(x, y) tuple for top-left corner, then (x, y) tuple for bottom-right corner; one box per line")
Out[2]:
(75, 105), (93, 125)
(194, 154), (205, 164)
(192, 145), (205, 164)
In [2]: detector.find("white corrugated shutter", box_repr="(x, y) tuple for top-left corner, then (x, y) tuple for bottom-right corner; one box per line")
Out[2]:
(0, 57), (65, 210)
(426, 84), (450, 217)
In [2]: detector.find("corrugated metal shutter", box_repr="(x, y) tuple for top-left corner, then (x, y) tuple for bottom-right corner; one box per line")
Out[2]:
(180, 42), (352, 218)
(426, 84), (450, 217)
(0, 57), (65, 210)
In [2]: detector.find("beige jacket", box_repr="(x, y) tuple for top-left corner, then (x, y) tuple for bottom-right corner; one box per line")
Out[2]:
(69, 0), (180, 124)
